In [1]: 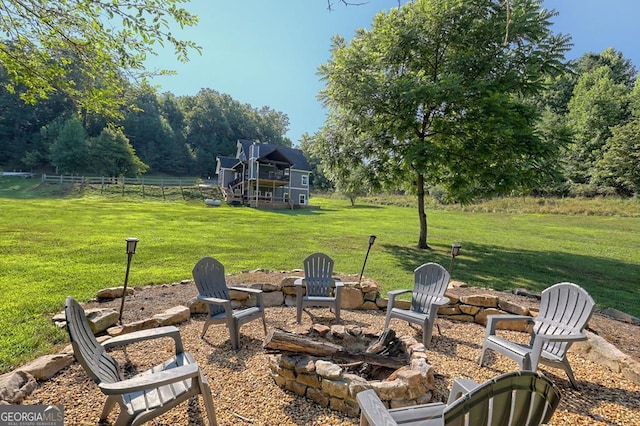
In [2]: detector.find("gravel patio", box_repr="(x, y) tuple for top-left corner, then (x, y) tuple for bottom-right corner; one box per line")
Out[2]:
(23, 304), (640, 426)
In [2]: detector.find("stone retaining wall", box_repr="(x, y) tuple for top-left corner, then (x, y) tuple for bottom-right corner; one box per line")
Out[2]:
(268, 327), (436, 417)
(193, 276), (535, 332)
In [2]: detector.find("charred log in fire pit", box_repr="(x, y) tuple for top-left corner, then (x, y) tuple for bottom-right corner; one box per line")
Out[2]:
(263, 328), (408, 370)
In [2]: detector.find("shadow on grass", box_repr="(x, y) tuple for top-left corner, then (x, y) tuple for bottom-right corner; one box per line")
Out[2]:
(381, 242), (640, 317)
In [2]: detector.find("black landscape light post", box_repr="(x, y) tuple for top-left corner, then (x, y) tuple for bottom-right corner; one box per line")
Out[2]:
(118, 237), (139, 324)
(358, 235), (377, 285)
(449, 243), (462, 276)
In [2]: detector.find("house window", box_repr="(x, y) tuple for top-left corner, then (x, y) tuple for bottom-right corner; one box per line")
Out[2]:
(301, 175), (308, 186)
(299, 194), (306, 205)
(284, 193), (289, 202)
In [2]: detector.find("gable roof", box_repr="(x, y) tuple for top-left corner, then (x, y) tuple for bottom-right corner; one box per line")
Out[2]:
(217, 156), (239, 169)
(238, 139), (311, 171)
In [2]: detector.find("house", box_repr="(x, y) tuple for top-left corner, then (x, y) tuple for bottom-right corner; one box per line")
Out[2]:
(216, 139), (312, 208)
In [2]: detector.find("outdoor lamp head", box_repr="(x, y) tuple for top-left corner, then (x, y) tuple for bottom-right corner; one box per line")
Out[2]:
(451, 243), (461, 257)
(369, 235), (377, 246)
(126, 237), (139, 254)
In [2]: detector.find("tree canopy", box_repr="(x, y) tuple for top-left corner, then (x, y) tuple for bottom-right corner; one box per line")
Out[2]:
(0, 0), (200, 117)
(317, 0), (571, 248)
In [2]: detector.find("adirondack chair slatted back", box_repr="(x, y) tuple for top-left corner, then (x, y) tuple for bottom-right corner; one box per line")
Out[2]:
(533, 282), (595, 358)
(193, 257), (230, 317)
(65, 297), (122, 384)
(444, 371), (561, 426)
(304, 252), (335, 297)
(411, 263), (451, 314)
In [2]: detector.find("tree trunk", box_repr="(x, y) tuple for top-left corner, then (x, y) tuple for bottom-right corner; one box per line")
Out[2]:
(263, 329), (407, 369)
(416, 172), (429, 249)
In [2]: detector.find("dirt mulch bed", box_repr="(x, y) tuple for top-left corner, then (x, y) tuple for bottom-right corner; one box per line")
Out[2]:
(24, 274), (640, 425)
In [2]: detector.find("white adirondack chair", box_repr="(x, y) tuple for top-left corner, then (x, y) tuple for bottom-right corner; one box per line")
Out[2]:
(65, 296), (217, 426)
(384, 263), (450, 348)
(192, 256), (267, 350)
(479, 282), (595, 388)
(295, 252), (343, 323)
(357, 370), (561, 426)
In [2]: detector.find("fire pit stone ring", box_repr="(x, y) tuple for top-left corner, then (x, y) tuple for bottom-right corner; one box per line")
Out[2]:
(266, 324), (436, 417)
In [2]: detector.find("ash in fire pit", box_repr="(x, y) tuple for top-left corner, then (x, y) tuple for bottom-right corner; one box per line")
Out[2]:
(350, 329), (406, 381)
(265, 324), (437, 417)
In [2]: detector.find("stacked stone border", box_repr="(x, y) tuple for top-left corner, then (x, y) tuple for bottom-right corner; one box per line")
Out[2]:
(268, 325), (436, 417)
(1, 273), (638, 406)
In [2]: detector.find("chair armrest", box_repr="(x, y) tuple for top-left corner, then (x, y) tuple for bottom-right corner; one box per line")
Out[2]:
(388, 289), (411, 297)
(536, 332), (588, 343)
(197, 295), (230, 305)
(485, 314), (534, 336)
(230, 286), (266, 308)
(197, 295), (233, 317)
(431, 296), (450, 307)
(103, 326), (183, 354)
(228, 286), (263, 294)
(386, 289), (411, 310)
(528, 331), (588, 370)
(356, 389), (398, 426)
(99, 363), (200, 395)
(447, 377), (478, 404)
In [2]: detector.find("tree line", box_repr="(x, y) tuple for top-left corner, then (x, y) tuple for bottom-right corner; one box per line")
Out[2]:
(1, 0), (639, 214)
(303, 0), (640, 248)
(306, 46), (640, 202)
(0, 77), (291, 178)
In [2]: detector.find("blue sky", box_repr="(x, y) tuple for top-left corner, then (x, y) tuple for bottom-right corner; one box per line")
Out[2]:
(146, 0), (640, 146)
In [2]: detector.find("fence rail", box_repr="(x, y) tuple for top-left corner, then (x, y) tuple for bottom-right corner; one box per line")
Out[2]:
(41, 174), (202, 187)
(2, 172), (35, 178)
(39, 174), (222, 201)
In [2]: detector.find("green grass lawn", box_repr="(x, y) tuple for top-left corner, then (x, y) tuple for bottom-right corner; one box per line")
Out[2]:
(1, 177), (639, 373)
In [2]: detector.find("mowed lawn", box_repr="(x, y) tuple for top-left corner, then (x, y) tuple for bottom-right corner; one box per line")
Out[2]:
(1, 193), (639, 373)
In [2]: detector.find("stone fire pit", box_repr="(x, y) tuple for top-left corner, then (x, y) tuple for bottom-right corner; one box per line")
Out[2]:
(266, 324), (436, 417)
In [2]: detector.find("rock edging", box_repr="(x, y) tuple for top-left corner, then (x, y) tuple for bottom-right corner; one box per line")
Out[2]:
(2, 276), (639, 406)
(268, 325), (436, 417)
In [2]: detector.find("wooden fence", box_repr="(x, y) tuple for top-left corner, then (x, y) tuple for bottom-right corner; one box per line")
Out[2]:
(40, 174), (221, 200)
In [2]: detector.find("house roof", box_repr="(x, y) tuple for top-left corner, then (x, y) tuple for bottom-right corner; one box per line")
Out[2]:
(217, 156), (239, 169)
(237, 139), (311, 171)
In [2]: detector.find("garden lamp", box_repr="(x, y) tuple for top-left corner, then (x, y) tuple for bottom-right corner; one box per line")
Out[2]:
(449, 243), (462, 276)
(118, 237), (139, 323)
(358, 235), (377, 285)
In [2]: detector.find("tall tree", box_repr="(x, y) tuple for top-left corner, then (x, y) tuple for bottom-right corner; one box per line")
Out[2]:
(574, 48), (637, 88)
(122, 85), (193, 174)
(566, 65), (630, 187)
(318, 0), (570, 248)
(593, 76), (640, 195)
(0, 0), (200, 117)
(184, 88), (234, 177)
(87, 127), (148, 177)
(49, 117), (89, 174)
(298, 132), (334, 191)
